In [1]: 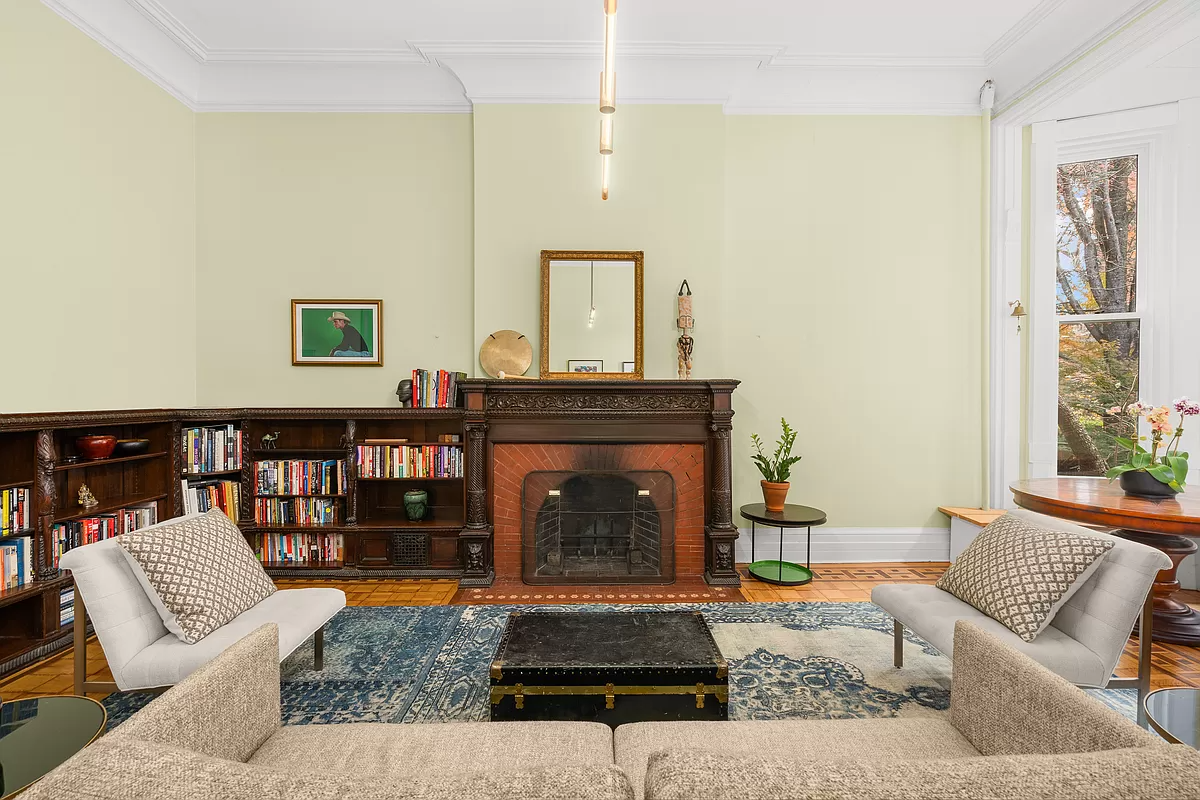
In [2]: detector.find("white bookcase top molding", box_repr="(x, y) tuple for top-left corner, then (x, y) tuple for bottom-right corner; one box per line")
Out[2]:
(37, 0), (1182, 115)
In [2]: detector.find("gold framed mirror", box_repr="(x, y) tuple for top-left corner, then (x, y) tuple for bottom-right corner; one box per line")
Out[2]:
(540, 250), (643, 380)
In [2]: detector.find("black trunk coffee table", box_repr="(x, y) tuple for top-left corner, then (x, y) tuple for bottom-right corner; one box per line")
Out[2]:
(489, 611), (728, 727)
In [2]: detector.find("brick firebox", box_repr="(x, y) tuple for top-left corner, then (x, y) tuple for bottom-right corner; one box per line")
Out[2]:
(492, 443), (707, 582)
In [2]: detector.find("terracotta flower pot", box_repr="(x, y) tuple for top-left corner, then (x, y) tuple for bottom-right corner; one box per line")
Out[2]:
(75, 435), (116, 461)
(761, 480), (790, 512)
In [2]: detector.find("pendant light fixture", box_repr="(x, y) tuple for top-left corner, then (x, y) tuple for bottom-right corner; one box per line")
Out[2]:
(588, 261), (597, 326)
(599, 0), (617, 199)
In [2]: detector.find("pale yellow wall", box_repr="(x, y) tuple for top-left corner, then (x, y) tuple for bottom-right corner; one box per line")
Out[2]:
(473, 105), (728, 379)
(0, 0), (196, 412)
(724, 116), (983, 528)
(194, 113), (474, 406)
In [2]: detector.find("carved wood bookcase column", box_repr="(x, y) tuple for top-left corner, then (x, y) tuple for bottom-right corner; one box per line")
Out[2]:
(34, 429), (58, 580)
(344, 419), (358, 526)
(239, 425), (253, 523)
(169, 420), (183, 517)
(459, 384), (494, 586)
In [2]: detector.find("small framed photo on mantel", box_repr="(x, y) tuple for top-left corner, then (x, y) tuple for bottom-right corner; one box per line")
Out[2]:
(567, 360), (603, 373)
(292, 299), (383, 366)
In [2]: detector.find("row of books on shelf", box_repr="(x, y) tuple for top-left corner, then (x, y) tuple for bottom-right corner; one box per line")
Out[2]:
(1, 487), (30, 535)
(356, 443), (463, 479)
(254, 498), (339, 526)
(182, 424), (243, 474)
(258, 532), (344, 564)
(51, 504), (158, 568)
(411, 368), (466, 408)
(60, 586), (74, 626)
(1, 536), (33, 590)
(181, 479), (240, 521)
(255, 460), (347, 497)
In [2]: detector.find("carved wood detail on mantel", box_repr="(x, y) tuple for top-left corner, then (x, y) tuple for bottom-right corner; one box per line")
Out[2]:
(457, 379), (741, 587)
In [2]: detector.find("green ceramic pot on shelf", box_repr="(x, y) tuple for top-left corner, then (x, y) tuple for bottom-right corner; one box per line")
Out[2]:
(403, 489), (428, 521)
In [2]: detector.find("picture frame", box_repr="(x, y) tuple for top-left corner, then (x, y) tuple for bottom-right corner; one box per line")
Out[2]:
(622, 361), (636, 373)
(291, 299), (383, 366)
(567, 359), (604, 373)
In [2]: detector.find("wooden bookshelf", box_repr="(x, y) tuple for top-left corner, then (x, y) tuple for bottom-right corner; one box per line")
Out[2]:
(0, 406), (470, 677)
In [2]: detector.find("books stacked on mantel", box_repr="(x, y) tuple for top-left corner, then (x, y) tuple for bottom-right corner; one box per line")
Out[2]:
(181, 424), (243, 474)
(357, 439), (463, 479)
(254, 497), (339, 527)
(51, 502), (159, 568)
(411, 369), (467, 408)
(60, 586), (75, 626)
(181, 479), (241, 521)
(0, 536), (33, 590)
(1, 487), (31, 535)
(258, 532), (344, 565)
(255, 460), (347, 496)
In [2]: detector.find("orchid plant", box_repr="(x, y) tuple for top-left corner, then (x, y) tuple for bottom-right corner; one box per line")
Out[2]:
(751, 418), (802, 484)
(1104, 397), (1198, 492)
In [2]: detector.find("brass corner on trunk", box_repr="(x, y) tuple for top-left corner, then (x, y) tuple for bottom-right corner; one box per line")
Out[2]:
(490, 661), (504, 680)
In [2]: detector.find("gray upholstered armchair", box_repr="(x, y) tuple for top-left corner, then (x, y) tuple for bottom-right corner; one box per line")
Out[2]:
(873, 509), (1169, 725)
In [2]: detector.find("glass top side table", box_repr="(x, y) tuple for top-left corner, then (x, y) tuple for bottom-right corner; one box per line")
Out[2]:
(0, 695), (107, 799)
(1144, 687), (1200, 747)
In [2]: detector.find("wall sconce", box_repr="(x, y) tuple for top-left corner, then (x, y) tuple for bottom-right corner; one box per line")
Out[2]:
(1008, 300), (1027, 334)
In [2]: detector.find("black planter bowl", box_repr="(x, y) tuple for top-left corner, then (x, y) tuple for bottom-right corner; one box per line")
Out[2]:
(112, 438), (151, 457)
(1119, 470), (1179, 500)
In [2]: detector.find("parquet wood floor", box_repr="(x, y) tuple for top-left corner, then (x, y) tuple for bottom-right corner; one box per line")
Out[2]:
(4, 565), (1198, 704)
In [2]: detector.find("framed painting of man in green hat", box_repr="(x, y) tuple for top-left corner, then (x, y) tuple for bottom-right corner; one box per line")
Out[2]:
(291, 299), (383, 366)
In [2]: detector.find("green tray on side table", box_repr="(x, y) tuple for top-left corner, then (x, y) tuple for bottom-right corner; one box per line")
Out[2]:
(747, 560), (813, 586)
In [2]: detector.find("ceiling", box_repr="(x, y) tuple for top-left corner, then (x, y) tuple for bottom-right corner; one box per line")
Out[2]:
(41, 0), (1198, 117)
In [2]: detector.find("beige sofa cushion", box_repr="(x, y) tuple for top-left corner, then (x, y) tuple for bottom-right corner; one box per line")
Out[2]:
(23, 736), (635, 800)
(643, 747), (1200, 800)
(251, 720), (615, 778)
(615, 719), (979, 800)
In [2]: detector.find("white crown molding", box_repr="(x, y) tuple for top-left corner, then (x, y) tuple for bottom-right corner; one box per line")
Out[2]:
(204, 47), (427, 64)
(469, 95), (729, 105)
(765, 53), (986, 69)
(125, 0), (206, 62)
(193, 100), (473, 113)
(723, 101), (982, 116)
(995, 0), (1200, 122)
(413, 40), (785, 61)
(41, 0), (198, 109)
(983, 0), (1070, 65)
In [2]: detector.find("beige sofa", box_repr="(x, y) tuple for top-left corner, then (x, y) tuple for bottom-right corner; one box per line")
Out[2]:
(26, 621), (1200, 800)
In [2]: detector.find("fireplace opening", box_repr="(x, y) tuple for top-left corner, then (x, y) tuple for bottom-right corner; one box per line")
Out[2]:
(522, 470), (675, 585)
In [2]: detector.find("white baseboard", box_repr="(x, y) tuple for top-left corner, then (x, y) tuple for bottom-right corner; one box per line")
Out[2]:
(734, 527), (949, 564)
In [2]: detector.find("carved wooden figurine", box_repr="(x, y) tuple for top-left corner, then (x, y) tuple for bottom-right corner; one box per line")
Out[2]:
(677, 280), (694, 379)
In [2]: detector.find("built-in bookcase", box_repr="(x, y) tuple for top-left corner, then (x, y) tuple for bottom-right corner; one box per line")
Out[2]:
(0, 407), (470, 677)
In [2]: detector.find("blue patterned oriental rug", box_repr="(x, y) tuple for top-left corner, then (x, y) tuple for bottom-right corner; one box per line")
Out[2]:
(102, 601), (1138, 727)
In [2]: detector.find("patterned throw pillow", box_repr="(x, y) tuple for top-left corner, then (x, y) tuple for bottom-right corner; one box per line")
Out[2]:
(118, 510), (276, 644)
(936, 514), (1114, 642)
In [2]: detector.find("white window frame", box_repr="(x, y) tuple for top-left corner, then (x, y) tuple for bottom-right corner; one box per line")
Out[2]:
(1027, 105), (1178, 480)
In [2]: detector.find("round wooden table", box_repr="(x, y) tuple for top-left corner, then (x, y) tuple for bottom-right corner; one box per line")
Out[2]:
(1010, 477), (1200, 645)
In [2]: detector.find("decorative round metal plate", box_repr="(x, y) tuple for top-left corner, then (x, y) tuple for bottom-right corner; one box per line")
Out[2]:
(480, 330), (533, 378)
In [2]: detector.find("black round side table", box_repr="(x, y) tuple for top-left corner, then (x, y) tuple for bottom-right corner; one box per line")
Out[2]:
(0, 695), (107, 799)
(740, 503), (827, 586)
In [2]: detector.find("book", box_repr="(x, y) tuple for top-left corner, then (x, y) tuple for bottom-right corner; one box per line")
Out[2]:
(0, 536), (33, 590)
(254, 497), (339, 526)
(257, 532), (345, 565)
(0, 487), (31, 535)
(181, 479), (241, 521)
(410, 369), (468, 408)
(181, 424), (243, 474)
(51, 502), (158, 568)
(59, 587), (75, 625)
(356, 444), (463, 479)
(255, 460), (347, 497)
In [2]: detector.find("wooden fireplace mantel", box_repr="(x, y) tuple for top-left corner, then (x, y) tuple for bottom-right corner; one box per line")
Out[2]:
(456, 379), (741, 588)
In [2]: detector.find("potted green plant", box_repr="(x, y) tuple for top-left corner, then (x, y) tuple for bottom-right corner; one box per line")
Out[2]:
(1105, 397), (1195, 498)
(751, 418), (802, 512)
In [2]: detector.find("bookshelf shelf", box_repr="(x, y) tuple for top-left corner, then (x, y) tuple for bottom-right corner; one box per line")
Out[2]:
(183, 469), (243, 478)
(356, 514), (464, 530)
(256, 493), (346, 499)
(260, 561), (343, 570)
(54, 451), (169, 472)
(0, 480), (33, 492)
(51, 492), (168, 525)
(253, 448), (345, 457)
(0, 529), (35, 538)
(357, 476), (463, 482)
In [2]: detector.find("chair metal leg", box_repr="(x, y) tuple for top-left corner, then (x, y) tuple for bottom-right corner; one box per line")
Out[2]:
(73, 592), (87, 697)
(893, 620), (904, 668)
(314, 626), (324, 671)
(1136, 590), (1153, 729)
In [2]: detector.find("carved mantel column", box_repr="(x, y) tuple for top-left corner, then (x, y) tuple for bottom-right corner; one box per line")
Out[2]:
(459, 385), (494, 586)
(705, 384), (740, 586)
(34, 430), (58, 581)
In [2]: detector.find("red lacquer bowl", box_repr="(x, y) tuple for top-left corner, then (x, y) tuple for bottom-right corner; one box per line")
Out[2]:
(75, 435), (117, 461)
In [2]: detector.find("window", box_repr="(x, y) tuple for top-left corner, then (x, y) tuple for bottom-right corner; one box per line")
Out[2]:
(1055, 155), (1140, 475)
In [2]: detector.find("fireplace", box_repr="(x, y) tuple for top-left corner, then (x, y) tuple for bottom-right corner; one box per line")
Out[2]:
(523, 470), (675, 584)
(456, 379), (740, 588)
